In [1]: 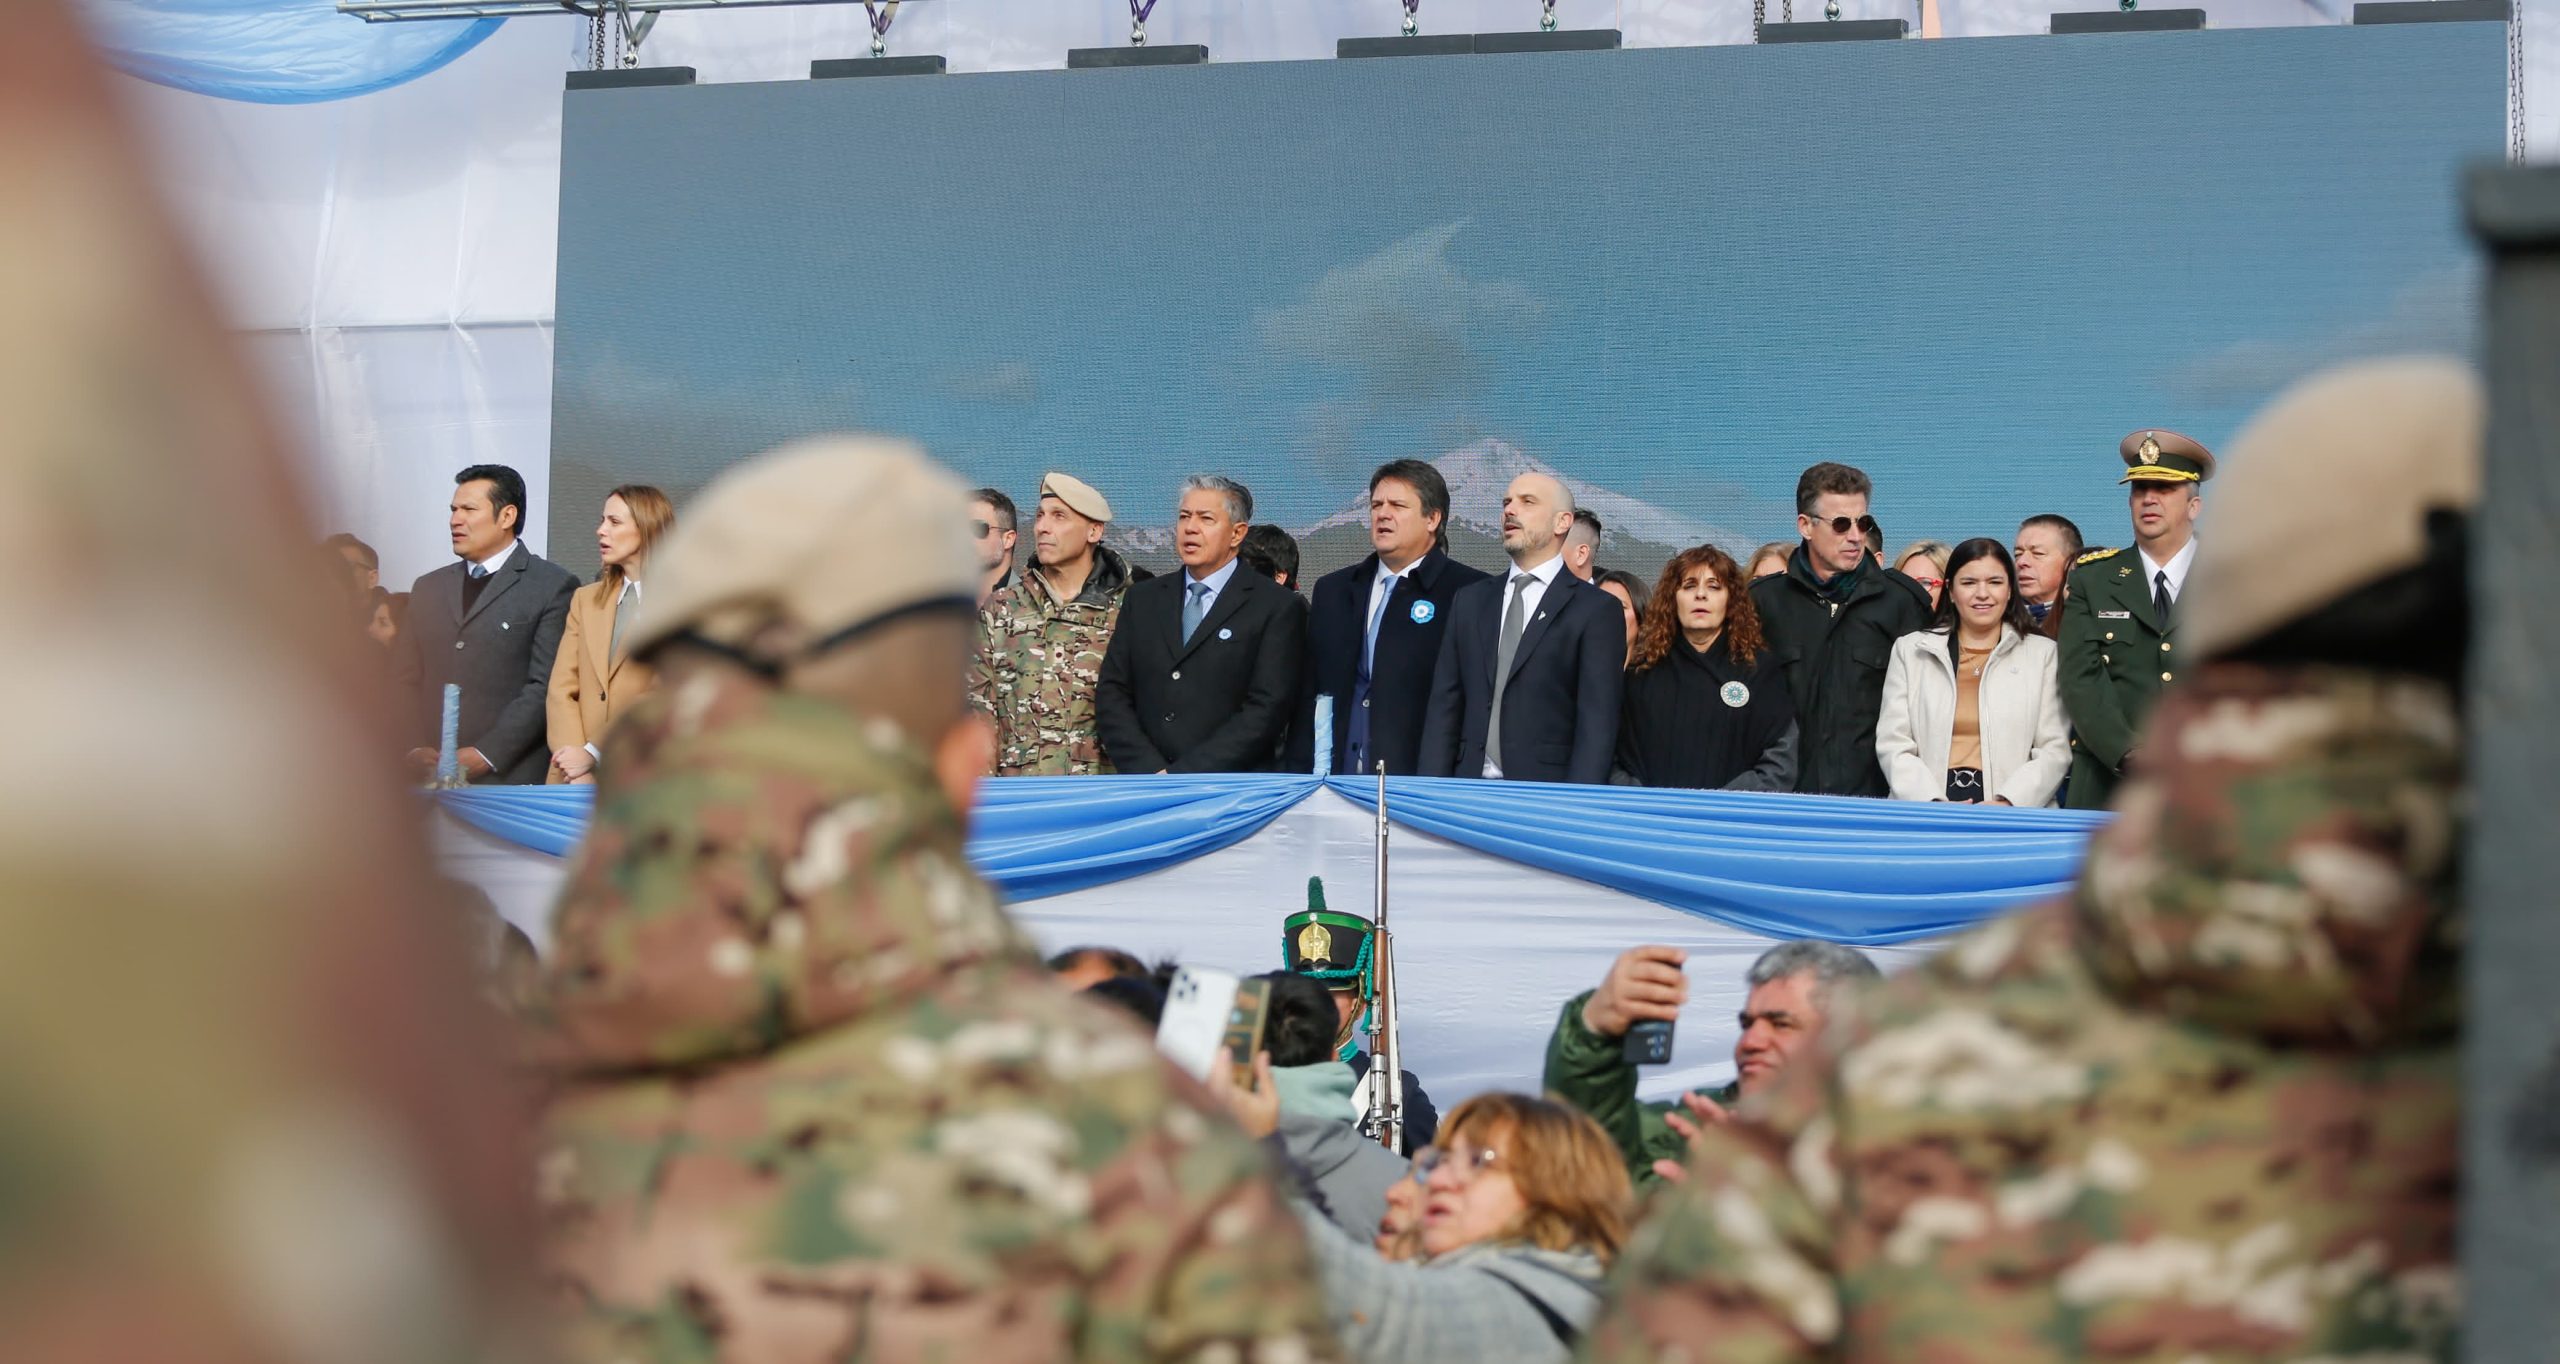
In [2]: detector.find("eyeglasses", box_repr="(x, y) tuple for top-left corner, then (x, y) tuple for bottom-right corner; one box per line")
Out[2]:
(1912, 576), (1944, 590)
(1410, 1143), (1503, 1185)
(1816, 515), (1881, 539)
(969, 519), (999, 539)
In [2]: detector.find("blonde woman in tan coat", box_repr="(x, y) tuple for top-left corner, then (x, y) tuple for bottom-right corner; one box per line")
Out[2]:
(547, 485), (674, 783)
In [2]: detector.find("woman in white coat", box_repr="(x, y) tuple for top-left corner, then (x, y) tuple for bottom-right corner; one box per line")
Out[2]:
(1876, 537), (2072, 806)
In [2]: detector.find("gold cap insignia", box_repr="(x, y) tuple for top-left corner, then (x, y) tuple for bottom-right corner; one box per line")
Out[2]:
(1296, 921), (1333, 964)
(2137, 434), (2162, 465)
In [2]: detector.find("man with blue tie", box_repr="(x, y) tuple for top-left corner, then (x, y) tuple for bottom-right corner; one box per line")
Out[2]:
(393, 464), (578, 784)
(1291, 460), (1490, 776)
(1418, 472), (1626, 783)
(1095, 475), (1307, 773)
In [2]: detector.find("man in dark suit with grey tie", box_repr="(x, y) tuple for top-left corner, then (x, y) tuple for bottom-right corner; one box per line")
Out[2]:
(1417, 472), (1625, 783)
(1290, 459), (1490, 776)
(393, 464), (578, 784)
(1095, 475), (1306, 773)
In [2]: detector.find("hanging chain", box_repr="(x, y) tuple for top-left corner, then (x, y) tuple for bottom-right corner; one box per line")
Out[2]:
(588, 6), (606, 70)
(1782, 0), (1794, 23)
(1753, 0), (1766, 38)
(2509, 0), (2527, 163)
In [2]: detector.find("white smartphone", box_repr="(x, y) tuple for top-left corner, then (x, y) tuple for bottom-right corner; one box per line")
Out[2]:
(1155, 966), (1242, 1082)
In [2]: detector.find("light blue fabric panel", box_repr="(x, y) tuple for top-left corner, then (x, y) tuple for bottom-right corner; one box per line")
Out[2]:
(437, 774), (1323, 901)
(439, 774), (2098, 938)
(439, 785), (591, 857)
(1324, 776), (2104, 945)
(966, 774), (1323, 900)
(84, 0), (502, 104)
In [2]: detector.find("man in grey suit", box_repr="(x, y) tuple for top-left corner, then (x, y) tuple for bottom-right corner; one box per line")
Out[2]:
(394, 464), (578, 784)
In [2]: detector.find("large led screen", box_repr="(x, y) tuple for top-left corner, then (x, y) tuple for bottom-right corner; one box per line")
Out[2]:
(552, 24), (2501, 581)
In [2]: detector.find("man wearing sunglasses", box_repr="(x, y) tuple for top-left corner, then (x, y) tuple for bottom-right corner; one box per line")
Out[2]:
(967, 487), (1019, 607)
(1746, 462), (1934, 797)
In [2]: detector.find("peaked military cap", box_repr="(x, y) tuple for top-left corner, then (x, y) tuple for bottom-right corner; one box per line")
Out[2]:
(2118, 428), (2216, 485)
(1282, 877), (1374, 996)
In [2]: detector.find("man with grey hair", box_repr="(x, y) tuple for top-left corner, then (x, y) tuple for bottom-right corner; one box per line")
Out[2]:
(1417, 471), (1625, 782)
(1096, 474), (1306, 772)
(1541, 939), (1881, 1187)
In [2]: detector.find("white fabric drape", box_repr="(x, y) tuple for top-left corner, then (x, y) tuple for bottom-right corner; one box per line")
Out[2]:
(436, 787), (1943, 1107)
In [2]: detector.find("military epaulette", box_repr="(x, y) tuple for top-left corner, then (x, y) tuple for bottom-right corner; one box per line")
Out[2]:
(2075, 547), (2123, 566)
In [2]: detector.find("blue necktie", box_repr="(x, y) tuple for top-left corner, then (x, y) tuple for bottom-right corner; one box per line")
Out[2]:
(1182, 581), (1210, 643)
(1362, 573), (1399, 676)
(467, 563), (489, 580)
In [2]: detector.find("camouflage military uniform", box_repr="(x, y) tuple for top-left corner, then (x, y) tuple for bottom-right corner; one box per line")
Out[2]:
(521, 665), (1335, 1364)
(1586, 665), (2461, 1363)
(970, 544), (1131, 775)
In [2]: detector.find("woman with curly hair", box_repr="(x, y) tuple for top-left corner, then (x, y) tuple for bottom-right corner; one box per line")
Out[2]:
(1613, 543), (1796, 791)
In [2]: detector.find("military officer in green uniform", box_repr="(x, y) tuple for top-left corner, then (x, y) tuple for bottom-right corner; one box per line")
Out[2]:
(2058, 427), (2215, 810)
(1283, 879), (1438, 1152)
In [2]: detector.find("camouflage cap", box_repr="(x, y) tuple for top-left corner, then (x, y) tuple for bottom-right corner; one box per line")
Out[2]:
(627, 436), (978, 661)
(2185, 356), (2482, 661)
(1040, 470), (1112, 523)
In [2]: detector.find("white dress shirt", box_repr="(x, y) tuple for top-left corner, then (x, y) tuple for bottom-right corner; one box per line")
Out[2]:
(469, 539), (520, 579)
(2138, 536), (2198, 608)
(1183, 555), (1243, 619)
(1482, 553), (1569, 779)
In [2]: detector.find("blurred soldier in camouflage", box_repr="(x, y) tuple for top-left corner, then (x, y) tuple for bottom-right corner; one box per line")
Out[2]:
(519, 440), (1333, 1363)
(1586, 357), (2478, 1364)
(970, 470), (1131, 775)
(1, 6), (542, 1360)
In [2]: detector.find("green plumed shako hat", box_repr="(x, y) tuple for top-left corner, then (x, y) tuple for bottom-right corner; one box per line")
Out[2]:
(1281, 876), (1374, 996)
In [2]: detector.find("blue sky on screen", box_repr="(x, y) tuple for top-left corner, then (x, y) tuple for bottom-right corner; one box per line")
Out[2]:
(553, 23), (2499, 574)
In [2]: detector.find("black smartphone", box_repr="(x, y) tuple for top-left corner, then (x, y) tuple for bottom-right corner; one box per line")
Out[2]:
(1623, 1019), (1675, 1065)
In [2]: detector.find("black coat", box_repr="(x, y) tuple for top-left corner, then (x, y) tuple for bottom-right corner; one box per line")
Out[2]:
(1747, 547), (1933, 797)
(392, 542), (579, 785)
(1289, 549), (1493, 777)
(1095, 564), (1307, 774)
(1614, 634), (1797, 791)
(1416, 566), (1626, 784)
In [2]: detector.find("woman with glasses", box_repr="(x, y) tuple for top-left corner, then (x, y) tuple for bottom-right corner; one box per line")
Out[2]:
(1893, 538), (1952, 611)
(1875, 536), (2072, 805)
(1214, 1072), (1632, 1364)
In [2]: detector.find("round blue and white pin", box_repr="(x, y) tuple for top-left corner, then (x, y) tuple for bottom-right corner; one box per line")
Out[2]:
(1719, 681), (1750, 708)
(1408, 600), (1436, 625)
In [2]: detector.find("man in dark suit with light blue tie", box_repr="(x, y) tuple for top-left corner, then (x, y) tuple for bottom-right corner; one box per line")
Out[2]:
(1417, 472), (1626, 784)
(1291, 460), (1490, 776)
(1095, 475), (1306, 773)
(393, 464), (578, 784)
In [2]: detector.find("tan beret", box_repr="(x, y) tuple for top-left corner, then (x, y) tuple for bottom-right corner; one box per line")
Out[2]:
(2118, 428), (2216, 484)
(626, 435), (977, 661)
(2184, 356), (2482, 661)
(1039, 470), (1111, 523)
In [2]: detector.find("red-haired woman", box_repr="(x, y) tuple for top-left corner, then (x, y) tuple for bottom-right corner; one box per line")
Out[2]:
(1613, 544), (1796, 791)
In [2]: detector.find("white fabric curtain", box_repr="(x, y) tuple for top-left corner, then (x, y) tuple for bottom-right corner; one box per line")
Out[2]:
(114, 1), (2551, 582)
(435, 786), (1943, 1106)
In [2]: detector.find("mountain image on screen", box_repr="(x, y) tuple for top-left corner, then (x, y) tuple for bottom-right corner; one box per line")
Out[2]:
(1107, 439), (1756, 583)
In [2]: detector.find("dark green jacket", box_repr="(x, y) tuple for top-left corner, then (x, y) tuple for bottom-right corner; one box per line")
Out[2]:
(1541, 989), (1738, 1191)
(1746, 547), (1934, 797)
(2056, 545), (2182, 809)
